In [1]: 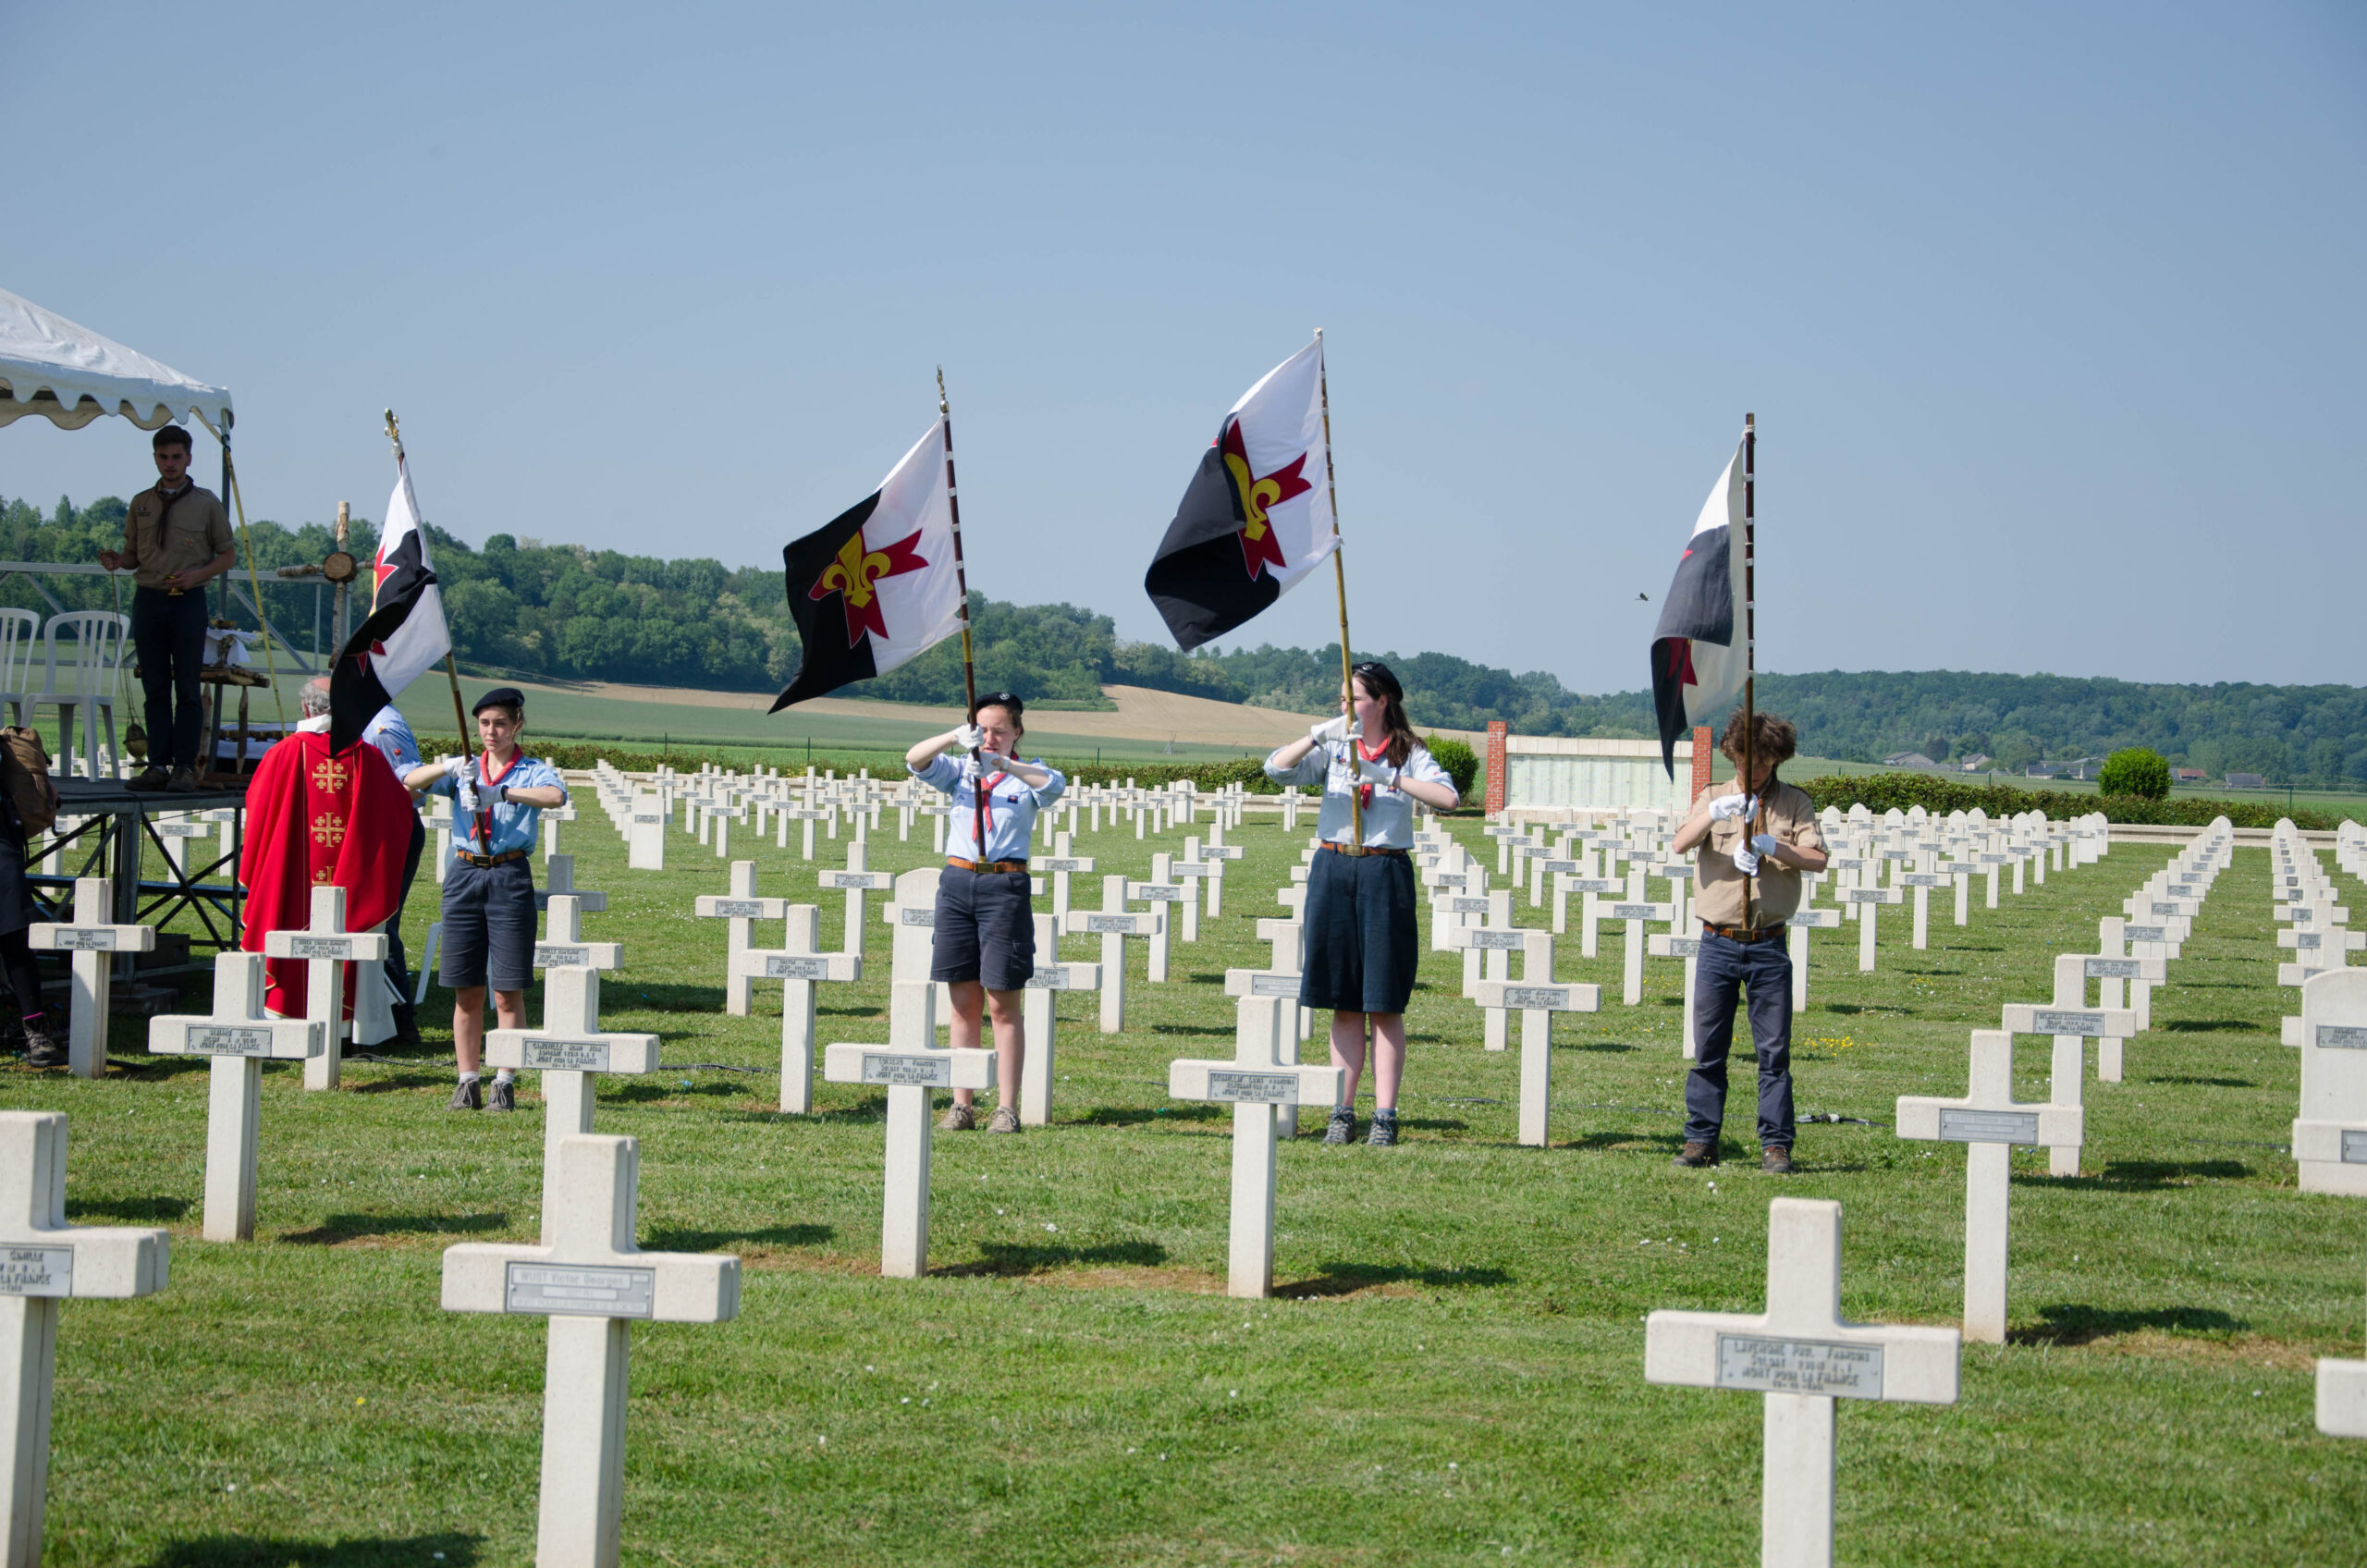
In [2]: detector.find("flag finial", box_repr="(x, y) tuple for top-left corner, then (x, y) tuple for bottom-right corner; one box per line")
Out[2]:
(936, 366), (948, 417)
(383, 409), (405, 461)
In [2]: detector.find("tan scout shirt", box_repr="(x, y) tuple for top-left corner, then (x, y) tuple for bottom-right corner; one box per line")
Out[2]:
(1690, 778), (1824, 928)
(120, 483), (233, 592)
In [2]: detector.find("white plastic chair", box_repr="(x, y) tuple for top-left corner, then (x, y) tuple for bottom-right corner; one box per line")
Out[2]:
(0, 609), (41, 730)
(32, 612), (129, 779)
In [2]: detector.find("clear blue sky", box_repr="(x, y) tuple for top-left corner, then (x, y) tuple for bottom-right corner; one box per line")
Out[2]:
(4, 3), (2360, 694)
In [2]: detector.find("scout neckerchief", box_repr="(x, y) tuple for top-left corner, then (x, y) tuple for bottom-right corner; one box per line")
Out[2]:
(972, 755), (1011, 860)
(1355, 737), (1395, 813)
(474, 747), (522, 855)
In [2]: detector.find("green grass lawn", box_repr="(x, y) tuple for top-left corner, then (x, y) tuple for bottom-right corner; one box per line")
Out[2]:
(7, 808), (2364, 1565)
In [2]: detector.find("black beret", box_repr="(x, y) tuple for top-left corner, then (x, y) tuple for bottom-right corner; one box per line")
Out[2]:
(472, 686), (526, 716)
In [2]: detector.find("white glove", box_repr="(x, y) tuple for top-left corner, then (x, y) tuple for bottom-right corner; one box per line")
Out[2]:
(1355, 756), (1396, 787)
(975, 750), (1015, 773)
(444, 755), (471, 784)
(1708, 792), (1757, 823)
(454, 777), (479, 815)
(1309, 714), (1361, 746)
(1732, 847), (1760, 876)
(1749, 832), (1782, 857)
(477, 782), (509, 807)
(955, 724), (985, 751)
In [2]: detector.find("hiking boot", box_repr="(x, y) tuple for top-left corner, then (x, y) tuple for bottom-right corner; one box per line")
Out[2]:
(1761, 1145), (1795, 1175)
(486, 1078), (516, 1113)
(1366, 1109), (1400, 1147)
(1322, 1107), (1356, 1145)
(986, 1105), (1021, 1134)
(22, 1023), (64, 1071)
(166, 766), (200, 794)
(126, 766), (170, 792)
(448, 1078), (483, 1111)
(937, 1101), (975, 1132)
(1672, 1141), (1719, 1169)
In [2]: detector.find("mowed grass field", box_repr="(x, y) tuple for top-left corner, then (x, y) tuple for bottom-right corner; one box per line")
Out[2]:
(6, 802), (2363, 1565)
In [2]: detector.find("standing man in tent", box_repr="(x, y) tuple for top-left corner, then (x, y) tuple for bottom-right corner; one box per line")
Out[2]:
(97, 425), (237, 792)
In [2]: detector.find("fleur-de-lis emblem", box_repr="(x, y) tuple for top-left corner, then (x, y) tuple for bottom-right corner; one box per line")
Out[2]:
(807, 529), (931, 647)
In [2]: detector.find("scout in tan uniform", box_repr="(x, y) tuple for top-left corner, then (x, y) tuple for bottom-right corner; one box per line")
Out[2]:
(1668, 709), (1828, 1173)
(96, 426), (235, 791)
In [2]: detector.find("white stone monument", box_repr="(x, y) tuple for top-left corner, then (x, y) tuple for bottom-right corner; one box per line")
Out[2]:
(2294, 968), (2367, 1196)
(260, 885), (388, 1092)
(1474, 958), (1600, 1147)
(1019, 913), (1099, 1127)
(26, 879), (153, 1078)
(823, 1000), (995, 1278)
(485, 968), (660, 1238)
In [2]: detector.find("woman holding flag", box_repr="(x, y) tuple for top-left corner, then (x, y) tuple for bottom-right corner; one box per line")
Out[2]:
(1264, 662), (1459, 1146)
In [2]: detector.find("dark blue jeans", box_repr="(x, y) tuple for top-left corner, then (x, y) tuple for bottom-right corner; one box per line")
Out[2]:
(129, 587), (208, 770)
(1684, 930), (1797, 1150)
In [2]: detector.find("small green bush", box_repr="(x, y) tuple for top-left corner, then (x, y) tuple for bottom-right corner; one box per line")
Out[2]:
(1426, 736), (1480, 802)
(2099, 747), (2172, 801)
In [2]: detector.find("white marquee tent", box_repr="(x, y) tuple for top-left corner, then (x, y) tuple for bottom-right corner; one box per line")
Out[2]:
(0, 286), (232, 434)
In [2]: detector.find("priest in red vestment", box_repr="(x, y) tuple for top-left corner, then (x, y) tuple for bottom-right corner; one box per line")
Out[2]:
(240, 680), (416, 1018)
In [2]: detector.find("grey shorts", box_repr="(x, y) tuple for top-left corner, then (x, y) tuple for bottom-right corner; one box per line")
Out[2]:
(439, 856), (536, 993)
(929, 864), (1035, 992)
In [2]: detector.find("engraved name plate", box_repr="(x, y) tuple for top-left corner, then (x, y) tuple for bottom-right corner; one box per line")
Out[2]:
(522, 1038), (614, 1072)
(187, 1025), (277, 1057)
(2344, 1130), (2367, 1165)
(1664, 938), (1702, 956)
(1473, 930), (1526, 949)
(0, 1245), (72, 1298)
(762, 955), (832, 980)
(1205, 1071), (1299, 1104)
(1450, 899), (1490, 913)
(1716, 1335), (1883, 1398)
(901, 909), (935, 927)
(2031, 1010), (2105, 1035)
(535, 946), (591, 967)
(1610, 904), (1660, 920)
(1502, 986), (1570, 1010)
(2316, 1025), (2367, 1051)
(50, 930), (116, 950)
(2084, 959), (2140, 977)
(2124, 926), (2167, 942)
(1038, 859), (1086, 872)
(711, 900), (765, 917)
(861, 1053), (952, 1087)
(1085, 914), (1138, 934)
(505, 1262), (654, 1318)
(1939, 1109), (2041, 1145)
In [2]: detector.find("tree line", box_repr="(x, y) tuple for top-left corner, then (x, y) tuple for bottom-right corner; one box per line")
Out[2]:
(7, 492), (2361, 784)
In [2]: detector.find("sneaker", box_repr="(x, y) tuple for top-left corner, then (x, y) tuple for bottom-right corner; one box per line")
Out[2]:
(986, 1105), (1020, 1134)
(166, 766), (200, 794)
(1322, 1107), (1356, 1145)
(126, 766), (169, 792)
(1761, 1145), (1795, 1175)
(22, 1024), (64, 1070)
(937, 1101), (975, 1133)
(1367, 1109), (1400, 1147)
(448, 1078), (483, 1111)
(1672, 1142), (1719, 1169)
(487, 1078), (516, 1113)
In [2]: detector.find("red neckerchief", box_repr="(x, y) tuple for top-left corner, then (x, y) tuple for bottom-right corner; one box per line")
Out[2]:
(474, 748), (521, 852)
(974, 762), (1010, 857)
(1355, 739), (1392, 810)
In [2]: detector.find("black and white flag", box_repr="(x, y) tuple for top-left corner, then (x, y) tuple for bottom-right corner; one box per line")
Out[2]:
(1649, 436), (1749, 778)
(329, 456), (451, 753)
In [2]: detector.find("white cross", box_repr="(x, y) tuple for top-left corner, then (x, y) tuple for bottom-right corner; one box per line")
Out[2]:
(259, 885), (388, 1093)
(1198, 826), (1242, 917)
(1648, 929), (1705, 1060)
(535, 852), (608, 917)
(442, 1134), (739, 1568)
(626, 792), (667, 870)
(694, 861), (788, 1016)
(1897, 869), (1947, 949)
(734, 904), (862, 1116)
(26, 878), (153, 1079)
(535, 859), (622, 975)
(146, 952), (325, 1242)
(1999, 977), (2136, 1179)
(0, 1111), (168, 1564)
(1784, 907), (1842, 1011)
(2294, 968), (2367, 1196)
(819, 844), (893, 959)
(1127, 855), (1188, 976)
(777, 803), (826, 858)
(877, 867), (956, 1036)
(823, 997), (996, 1279)
(1449, 903), (1527, 1051)
(1646, 1197), (1959, 1568)
(486, 967), (660, 1241)
(1167, 995), (1342, 1298)
(2321, 1266), (2367, 1436)
(1038, 832), (1096, 927)
(1896, 1029), (2083, 1342)
(1838, 885), (1901, 972)
(1064, 876), (1162, 1035)
(1473, 948), (1599, 1147)
(1607, 895), (1675, 1007)
(1019, 913), (1100, 1127)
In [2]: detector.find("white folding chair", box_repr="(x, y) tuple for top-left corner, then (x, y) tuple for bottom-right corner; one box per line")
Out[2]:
(32, 611), (129, 779)
(0, 609), (41, 730)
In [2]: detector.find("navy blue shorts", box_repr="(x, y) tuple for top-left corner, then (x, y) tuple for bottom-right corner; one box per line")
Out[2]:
(929, 864), (1035, 992)
(439, 856), (536, 993)
(1300, 849), (1418, 1015)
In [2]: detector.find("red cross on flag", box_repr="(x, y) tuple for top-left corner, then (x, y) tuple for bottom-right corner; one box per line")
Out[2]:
(329, 454), (453, 753)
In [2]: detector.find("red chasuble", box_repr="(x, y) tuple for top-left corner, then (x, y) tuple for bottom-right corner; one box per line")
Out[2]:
(239, 729), (413, 1018)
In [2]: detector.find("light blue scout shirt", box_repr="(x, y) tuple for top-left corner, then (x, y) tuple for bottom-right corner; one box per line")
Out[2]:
(910, 751), (1067, 863)
(1264, 739), (1454, 851)
(424, 752), (570, 858)
(362, 705), (422, 779)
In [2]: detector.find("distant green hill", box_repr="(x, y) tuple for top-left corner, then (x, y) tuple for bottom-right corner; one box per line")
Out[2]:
(7, 490), (2359, 785)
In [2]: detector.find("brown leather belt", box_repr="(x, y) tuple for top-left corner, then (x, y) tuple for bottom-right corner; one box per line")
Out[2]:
(946, 857), (1030, 875)
(1318, 843), (1408, 860)
(455, 848), (528, 868)
(1701, 920), (1783, 943)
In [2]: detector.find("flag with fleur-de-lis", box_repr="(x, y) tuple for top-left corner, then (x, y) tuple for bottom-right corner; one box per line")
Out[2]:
(771, 418), (967, 710)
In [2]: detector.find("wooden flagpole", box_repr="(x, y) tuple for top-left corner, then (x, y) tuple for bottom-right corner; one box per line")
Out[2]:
(938, 369), (986, 861)
(385, 410), (483, 851)
(1741, 412), (1757, 928)
(1315, 331), (1364, 848)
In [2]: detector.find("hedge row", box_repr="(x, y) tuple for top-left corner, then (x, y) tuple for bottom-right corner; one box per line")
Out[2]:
(1792, 771), (2346, 832)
